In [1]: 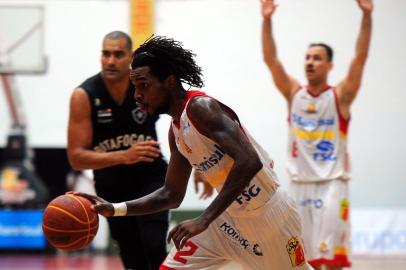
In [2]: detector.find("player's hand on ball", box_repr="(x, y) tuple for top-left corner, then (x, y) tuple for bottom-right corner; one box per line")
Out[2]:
(70, 191), (114, 217)
(167, 217), (209, 250)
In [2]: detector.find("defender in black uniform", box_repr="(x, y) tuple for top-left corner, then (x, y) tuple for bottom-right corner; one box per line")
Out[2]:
(67, 31), (168, 270)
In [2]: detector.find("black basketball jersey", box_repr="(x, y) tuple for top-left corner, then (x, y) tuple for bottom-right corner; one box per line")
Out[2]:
(79, 73), (167, 194)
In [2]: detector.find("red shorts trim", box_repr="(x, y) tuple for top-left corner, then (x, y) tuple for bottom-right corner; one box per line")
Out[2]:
(160, 264), (177, 270)
(309, 255), (352, 267)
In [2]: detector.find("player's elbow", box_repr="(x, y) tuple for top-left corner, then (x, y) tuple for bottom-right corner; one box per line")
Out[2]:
(263, 56), (277, 69)
(249, 157), (263, 176)
(69, 160), (85, 171)
(163, 198), (182, 210)
(170, 192), (185, 209)
(169, 199), (182, 209)
(161, 188), (184, 209)
(241, 154), (263, 180)
(68, 151), (85, 170)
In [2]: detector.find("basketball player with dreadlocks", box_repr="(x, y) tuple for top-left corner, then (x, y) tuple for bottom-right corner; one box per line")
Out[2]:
(75, 36), (314, 269)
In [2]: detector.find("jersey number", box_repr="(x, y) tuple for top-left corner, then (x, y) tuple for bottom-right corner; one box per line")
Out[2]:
(173, 241), (198, 264)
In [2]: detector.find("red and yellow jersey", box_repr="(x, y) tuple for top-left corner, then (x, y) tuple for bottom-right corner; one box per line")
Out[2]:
(287, 86), (350, 182)
(171, 91), (279, 216)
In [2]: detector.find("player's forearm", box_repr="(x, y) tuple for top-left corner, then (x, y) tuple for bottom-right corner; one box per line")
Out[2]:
(125, 187), (180, 215)
(262, 17), (278, 67)
(354, 12), (372, 63)
(198, 159), (263, 224)
(68, 148), (125, 170)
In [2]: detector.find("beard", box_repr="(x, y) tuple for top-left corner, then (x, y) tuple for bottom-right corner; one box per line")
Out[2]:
(152, 99), (171, 116)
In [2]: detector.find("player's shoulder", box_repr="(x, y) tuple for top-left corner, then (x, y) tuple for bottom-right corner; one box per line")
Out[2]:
(70, 87), (90, 108)
(189, 94), (213, 105)
(187, 95), (220, 116)
(79, 73), (103, 92)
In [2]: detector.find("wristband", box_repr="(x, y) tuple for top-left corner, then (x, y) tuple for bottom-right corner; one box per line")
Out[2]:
(113, 202), (127, 216)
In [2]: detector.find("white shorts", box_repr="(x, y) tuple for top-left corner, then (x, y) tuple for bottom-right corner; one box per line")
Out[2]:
(160, 189), (314, 270)
(289, 179), (351, 268)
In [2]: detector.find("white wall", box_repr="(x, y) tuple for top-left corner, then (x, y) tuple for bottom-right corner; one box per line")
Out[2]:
(0, 0), (130, 147)
(0, 0), (405, 209)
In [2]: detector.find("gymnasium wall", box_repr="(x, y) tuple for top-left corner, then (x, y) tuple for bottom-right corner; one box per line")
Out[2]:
(0, 0), (405, 211)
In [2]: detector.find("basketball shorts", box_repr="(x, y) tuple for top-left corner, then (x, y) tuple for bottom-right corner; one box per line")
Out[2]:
(160, 189), (314, 270)
(289, 179), (351, 267)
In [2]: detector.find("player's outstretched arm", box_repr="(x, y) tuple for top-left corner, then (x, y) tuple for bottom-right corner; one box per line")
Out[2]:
(167, 96), (263, 250)
(67, 88), (161, 170)
(114, 127), (192, 215)
(261, 0), (300, 100)
(74, 128), (192, 218)
(337, 0), (373, 116)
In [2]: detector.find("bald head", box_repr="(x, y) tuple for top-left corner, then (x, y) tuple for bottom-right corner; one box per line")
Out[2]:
(103, 31), (132, 52)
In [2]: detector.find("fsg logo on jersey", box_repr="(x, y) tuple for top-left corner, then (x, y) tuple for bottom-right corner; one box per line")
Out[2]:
(300, 198), (323, 209)
(235, 184), (261, 205)
(313, 140), (337, 161)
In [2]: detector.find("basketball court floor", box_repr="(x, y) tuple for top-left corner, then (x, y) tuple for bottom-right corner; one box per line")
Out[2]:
(0, 254), (404, 270)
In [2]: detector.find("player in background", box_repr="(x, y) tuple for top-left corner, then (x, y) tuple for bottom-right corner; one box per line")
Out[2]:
(261, 0), (373, 269)
(67, 31), (168, 270)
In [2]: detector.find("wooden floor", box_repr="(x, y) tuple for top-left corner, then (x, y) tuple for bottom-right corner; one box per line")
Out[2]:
(0, 254), (404, 270)
(224, 258), (406, 270)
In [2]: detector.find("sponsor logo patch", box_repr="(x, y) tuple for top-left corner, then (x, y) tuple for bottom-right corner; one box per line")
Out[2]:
(235, 184), (261, 205)
(340, 199), (350, 221)
(305, 102), (317, 113)
(183, 142), (192, 154)
(183, 121), (190, 130)
(319, 242), (328, 254)
(300, 198), (323, 209)
(292, 114), (335, 131)
(97, 108), (113, 123)
(219, 222), (263, 256)
(253, 243), (263, 256)
(286, 236), (305, 267)
(313, 140), (337, 161)
(192, 144), (225, 172)
(132, 107), (147, 124)
(94, 98), (101, 106)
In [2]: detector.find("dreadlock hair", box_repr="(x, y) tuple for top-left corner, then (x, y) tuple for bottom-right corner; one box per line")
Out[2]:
(131, 36), (204, 88)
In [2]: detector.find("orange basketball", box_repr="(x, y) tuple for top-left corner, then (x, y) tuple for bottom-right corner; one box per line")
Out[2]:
(42, 194), (99, 250)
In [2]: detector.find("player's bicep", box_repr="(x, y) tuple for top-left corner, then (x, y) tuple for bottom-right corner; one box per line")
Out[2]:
(338, 61), (365, 104)
(67, 89), (93, 155)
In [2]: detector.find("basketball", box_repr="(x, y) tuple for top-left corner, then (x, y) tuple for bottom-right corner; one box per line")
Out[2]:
(42, 194), (99, 251)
